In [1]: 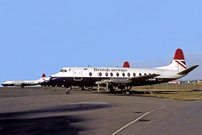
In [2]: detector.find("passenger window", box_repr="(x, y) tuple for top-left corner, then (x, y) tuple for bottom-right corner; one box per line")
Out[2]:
(89, 72), (92, 76)
(110, 73), (113, 77)
(122, 73), (125, 77)
(139, 73), (142, 76)
(99, 72), (102, 77)
(116, 73), (119, 77)
(105, 72), (108, 77)
(144, 73), (147, 76)
(127, 73), (130, 77)
(133, 73), (136, 77)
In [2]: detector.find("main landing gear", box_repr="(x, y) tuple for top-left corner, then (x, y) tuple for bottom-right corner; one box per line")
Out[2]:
(124, 90), (130, 95)
(109, 86), (132, 95)
(81, 86), (93, 91)
(109, 86), (115, 93)
(124, 86), (132, 95)
(121, 86), (132, 95)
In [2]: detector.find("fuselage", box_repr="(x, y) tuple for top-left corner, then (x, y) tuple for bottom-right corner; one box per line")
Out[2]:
(1, 80), (39, 87)
(50, 67), (184, 87)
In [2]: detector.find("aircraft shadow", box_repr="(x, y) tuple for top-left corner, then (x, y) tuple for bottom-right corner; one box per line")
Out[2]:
(1, 103), (112, 135)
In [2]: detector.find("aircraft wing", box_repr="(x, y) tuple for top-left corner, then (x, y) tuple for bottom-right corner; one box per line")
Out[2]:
(95, 73), (160, 85)
(129, 73), (160, 82)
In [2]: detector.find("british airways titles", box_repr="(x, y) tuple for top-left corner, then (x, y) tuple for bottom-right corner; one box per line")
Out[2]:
(94, 68), (127, 72)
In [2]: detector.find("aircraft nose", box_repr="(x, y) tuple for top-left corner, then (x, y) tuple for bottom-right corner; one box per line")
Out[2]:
(50, 76), (60, 83)
(1, 83), (6, 87)
(50, 75), (58, 80)
(49, 76), (63, 87)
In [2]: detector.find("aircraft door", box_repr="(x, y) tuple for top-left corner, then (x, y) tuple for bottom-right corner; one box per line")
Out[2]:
(73, 69), (83, 81)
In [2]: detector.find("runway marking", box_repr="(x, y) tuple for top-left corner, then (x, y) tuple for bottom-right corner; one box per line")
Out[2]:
(111, 106), (166, 135)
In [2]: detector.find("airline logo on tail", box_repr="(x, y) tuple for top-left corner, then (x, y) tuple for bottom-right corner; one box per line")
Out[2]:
(174, 49), (187, 70)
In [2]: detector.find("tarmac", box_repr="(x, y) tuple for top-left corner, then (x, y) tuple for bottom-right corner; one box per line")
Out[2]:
(1, 87), (202, 135)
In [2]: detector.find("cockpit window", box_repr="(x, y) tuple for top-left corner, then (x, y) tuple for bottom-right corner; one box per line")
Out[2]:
(60, 69), (67, 72)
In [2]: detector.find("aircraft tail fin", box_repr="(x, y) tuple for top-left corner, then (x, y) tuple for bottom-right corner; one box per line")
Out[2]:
(42, 73), (46, 78)
(123, 61), (130, 68)
(39, 73), (46, 80)
(156, 49), (187, 71)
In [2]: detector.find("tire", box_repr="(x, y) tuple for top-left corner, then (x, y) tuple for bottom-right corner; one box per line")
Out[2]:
(66, 91), (70, 94)
(110, 88), (115, 93)
(88, 88), (92, 91)
(125, 90), (130, 95)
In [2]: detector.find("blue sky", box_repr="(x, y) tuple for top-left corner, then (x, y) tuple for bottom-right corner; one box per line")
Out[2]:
(0, 0), (202, 84)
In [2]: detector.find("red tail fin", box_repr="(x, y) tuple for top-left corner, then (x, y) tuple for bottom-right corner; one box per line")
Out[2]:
(173, 49), (186, 69)
(42, 73), (46, 78)
(174, 49), (185, 60)
(123, 61), (130, 68)
(156, 48), (187, 71)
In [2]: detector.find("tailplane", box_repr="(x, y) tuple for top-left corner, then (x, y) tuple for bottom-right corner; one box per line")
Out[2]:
(177, 65), (199, 75)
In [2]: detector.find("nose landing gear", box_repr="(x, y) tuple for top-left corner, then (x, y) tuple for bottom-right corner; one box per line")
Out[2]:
(65, 87), (71, 95)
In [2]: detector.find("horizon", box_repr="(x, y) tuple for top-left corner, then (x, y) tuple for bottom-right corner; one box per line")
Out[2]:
(1, 1), (201, 84)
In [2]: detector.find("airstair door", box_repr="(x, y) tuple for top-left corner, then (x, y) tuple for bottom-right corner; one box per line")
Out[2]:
(73, 69), (83, 81)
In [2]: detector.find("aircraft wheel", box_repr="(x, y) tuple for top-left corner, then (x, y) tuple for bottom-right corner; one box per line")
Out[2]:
(125, 90), (130, 95)
(110, 88), (115, 93)
(66, 91), (71, 94)
(81, 86), (85, 90)
(88, 88), (92, 91)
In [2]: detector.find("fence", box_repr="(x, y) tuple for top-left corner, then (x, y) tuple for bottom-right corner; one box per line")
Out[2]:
(132, 83), (202, 92)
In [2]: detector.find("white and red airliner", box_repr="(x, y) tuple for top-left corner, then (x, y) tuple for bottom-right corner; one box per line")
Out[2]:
(49, 49), (198, 94)
(1, 74), (49, 88)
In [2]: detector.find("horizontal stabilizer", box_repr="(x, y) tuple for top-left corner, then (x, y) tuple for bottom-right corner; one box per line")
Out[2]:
(178, 65), (199, 75)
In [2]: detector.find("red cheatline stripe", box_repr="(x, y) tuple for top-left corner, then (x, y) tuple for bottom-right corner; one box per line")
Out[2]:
(176, 61), (186, 69)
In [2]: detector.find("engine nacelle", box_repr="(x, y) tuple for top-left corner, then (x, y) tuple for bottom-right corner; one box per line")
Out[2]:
(110, 78), (132, 84)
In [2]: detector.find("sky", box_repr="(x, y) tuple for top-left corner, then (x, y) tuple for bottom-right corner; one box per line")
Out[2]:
(0, 0), (202, 84)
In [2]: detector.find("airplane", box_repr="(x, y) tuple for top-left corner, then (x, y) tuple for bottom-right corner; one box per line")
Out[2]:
(168, 81), (180, 85)
(197, 79), (202, 85)
(49, 49), (199, 95)
(1, 74), (48, 88)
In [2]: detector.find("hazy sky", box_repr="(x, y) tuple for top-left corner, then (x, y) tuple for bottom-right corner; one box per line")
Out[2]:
(0, 0), (202, 84)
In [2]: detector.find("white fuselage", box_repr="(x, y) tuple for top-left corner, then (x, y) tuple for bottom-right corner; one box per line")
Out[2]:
(50, 67), (184, 87)
(53, 67), (182, 79)
(1, 78), (49, 87)
(2, 80), (39, 87)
